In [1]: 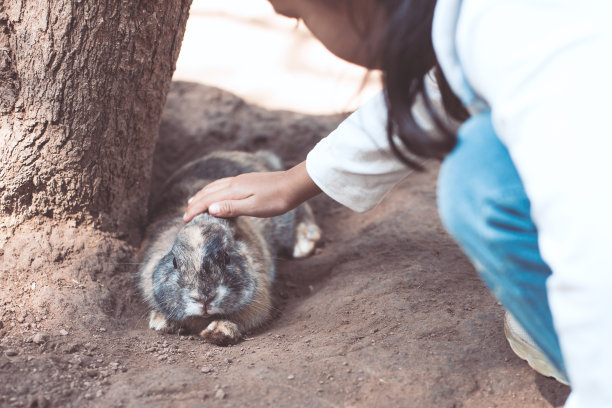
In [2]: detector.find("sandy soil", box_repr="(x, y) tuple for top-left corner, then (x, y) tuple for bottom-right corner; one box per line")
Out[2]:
(0, 82), (569, 407)
(0, 2), (570, 407)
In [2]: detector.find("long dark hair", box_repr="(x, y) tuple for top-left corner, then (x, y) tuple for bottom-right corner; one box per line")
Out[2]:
(371, 0), (469, 169)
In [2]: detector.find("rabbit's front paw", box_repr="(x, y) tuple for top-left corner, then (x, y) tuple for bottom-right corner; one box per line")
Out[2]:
(200, 320), (241, 346)
(148, 310), (178, 333)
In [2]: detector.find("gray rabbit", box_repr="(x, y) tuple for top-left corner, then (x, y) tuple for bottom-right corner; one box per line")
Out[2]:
(138, 151), (321, 345)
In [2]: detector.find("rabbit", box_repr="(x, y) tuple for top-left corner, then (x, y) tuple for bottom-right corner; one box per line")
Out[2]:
(138, 150), (321, 346)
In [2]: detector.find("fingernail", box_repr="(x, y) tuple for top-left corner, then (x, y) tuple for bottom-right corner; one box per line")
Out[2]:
(188, 197), (194, 203)
(209, 203), (220, 214)
(182, 212), (188, 221)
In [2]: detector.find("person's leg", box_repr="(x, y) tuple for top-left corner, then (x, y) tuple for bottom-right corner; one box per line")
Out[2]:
(437, 111), (567, 380)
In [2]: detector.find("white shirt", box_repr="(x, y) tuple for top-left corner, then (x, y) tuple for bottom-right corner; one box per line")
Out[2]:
(306, 91), (411, 212)
(307, 1), (612, 406)
(306, 80), (446, 212)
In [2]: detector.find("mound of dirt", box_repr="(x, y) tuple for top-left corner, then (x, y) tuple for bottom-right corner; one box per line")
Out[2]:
(0, 82), (569, 407)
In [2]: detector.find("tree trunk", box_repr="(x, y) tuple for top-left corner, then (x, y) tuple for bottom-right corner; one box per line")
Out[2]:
(0, 0), (191, 243)
(0, 1), (192, 327)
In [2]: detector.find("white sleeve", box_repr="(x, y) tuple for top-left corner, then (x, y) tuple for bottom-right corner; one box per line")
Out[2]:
(457, 2), (612, 407)
(305, 91), (413, 212)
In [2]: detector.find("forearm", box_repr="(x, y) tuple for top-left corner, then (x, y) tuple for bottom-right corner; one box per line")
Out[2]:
(283, 161), (322, 210)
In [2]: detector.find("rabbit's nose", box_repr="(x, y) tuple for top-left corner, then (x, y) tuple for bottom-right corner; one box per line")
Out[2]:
(199, 299), (209, 315)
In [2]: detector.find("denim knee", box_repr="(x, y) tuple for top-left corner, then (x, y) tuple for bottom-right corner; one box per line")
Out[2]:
(437, 112), (566, 376)
(437, 113), (528, 267)
(437, 112), (546, 292)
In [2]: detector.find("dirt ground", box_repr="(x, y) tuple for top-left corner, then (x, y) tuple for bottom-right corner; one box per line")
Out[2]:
(0, 2), (571, 407)
(0, 81), (570, 407)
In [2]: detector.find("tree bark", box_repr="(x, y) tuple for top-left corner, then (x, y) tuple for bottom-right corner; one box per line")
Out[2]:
(0, 0), (192, 244)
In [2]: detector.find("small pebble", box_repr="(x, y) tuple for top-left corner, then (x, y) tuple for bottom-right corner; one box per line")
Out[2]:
(32, 395), (50, 408)
(59, 329), (69, 336)
(287, 375), (295, 380)
(5, 349), (18, 357)
(32, 333), (48, 344)
(64, 343), (80, 354)
(214, 389), (226, 400)
(201, 366), (213, 373)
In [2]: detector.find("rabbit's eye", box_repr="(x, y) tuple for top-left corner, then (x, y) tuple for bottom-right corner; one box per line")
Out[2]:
(224, 252), (231, 266)
(172, 257), (178, 269)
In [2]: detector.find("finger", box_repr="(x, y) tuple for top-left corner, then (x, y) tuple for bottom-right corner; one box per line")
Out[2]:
(184, 187), (250, 222)
(208, 195), (258, 218)
(184, 180), (250, 222)
(184, 192), (224, 221)
(183, 198), (211, 222)
(208, 201), (235, 218)
(188, 177), (233, 203)
(209, 194), (290, 218)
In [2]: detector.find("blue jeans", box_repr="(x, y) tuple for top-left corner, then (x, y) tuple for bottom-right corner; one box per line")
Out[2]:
(437, 112), (567, 378)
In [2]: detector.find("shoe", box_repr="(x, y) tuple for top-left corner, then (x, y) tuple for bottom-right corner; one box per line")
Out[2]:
(504, 312), (569, 385)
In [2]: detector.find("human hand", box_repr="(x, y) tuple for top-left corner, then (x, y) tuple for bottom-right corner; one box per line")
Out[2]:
(183, 161), (321, 220)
